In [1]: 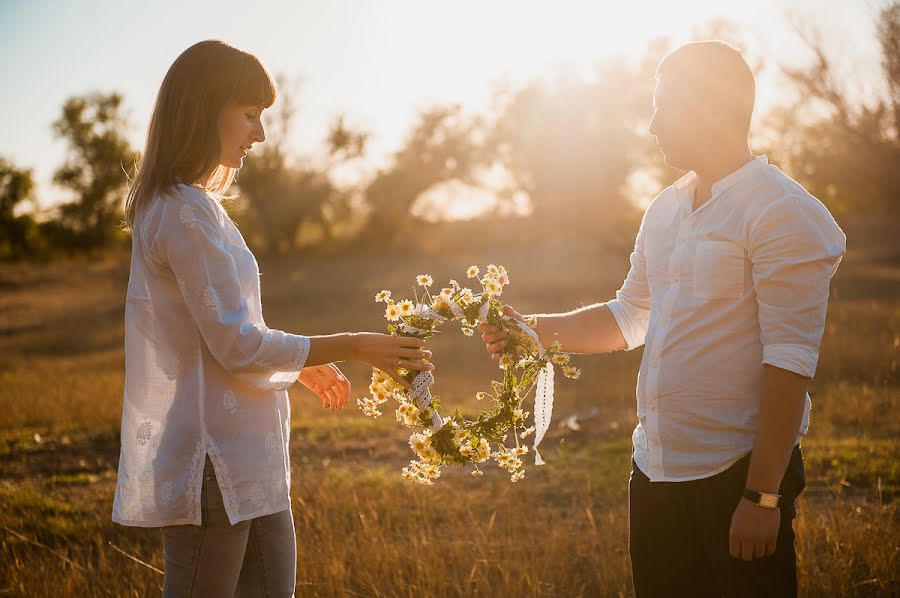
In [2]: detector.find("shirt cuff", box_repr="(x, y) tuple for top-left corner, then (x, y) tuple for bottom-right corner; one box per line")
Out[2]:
(606, 299), (646, 351)
(762, 343), (818, 378)
(268, 335), (311, 391)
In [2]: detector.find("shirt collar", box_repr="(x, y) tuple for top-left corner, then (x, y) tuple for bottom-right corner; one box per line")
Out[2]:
(672, 154), (768, 208)
(709, 154), (768, 197)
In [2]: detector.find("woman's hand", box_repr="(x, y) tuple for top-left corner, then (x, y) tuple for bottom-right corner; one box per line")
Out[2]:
(353, 333), (434, 389)
(298, 364), (351, 411)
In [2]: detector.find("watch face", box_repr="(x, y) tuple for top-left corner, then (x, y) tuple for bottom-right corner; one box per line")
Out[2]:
(759, 494), (780, 508)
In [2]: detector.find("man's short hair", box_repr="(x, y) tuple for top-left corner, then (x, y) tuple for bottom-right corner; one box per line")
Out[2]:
(656, 40), (756, 132)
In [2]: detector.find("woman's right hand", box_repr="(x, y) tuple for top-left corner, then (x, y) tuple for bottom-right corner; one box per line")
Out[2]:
(353, 332), (433, 389)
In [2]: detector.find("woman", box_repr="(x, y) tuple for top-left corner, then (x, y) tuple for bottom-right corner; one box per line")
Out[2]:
(112, 40), (432, 596)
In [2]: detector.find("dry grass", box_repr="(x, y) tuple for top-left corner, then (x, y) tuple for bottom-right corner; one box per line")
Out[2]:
(0, 241), (897, 596)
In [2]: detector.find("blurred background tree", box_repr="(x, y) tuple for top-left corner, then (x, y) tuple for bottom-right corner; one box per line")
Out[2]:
(5, 4), (899, 260)
(234, 79), (369, 254)
(759, 2), (900, 242)
(50, 92), (136, 253)
(0, 157), (42, 260)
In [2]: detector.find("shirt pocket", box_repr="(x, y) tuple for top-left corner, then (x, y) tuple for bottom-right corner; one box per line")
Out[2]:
(692, 240), (745, 300)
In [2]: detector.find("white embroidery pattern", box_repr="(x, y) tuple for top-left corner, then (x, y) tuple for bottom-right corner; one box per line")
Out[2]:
(174, 274), (191, 301)
(223, 388), (238, 415)
(249, 482), (266, 508)
(158, 480), (174, 505)
(204, 433), (239, 516)
(185, 437), (207, 522)
(134, 301), (154, 330)
(136, 421), (153, 446)
(255, 357), (275, 370)
(288, 341), (309, 371)
(179, 203), (197, 229)
(159, 351), (180, 381)
(265, 432), (278, 458)
(202, 286), (218, 312)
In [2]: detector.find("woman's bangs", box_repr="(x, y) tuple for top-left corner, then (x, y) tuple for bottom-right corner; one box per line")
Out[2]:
(232, 55), (277, 109)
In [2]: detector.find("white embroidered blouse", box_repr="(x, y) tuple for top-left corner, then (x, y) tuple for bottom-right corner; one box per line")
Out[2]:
(112, 183), (310, 527)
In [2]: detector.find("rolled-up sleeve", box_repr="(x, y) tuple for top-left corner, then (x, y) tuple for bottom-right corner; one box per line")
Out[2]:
(154, 188), (310, 390)
(606, 213), (653, 350)
(749, 194), (846, 378)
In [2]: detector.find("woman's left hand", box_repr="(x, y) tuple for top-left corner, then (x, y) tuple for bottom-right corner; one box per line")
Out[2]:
(298, 364), (351, 411)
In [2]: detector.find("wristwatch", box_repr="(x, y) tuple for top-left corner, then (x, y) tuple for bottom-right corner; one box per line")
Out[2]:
(742, 487), (781, 509)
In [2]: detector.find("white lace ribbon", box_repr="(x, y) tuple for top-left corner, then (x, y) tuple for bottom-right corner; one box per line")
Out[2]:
(505, 317), (555, 465)
(410, 371), (443, 429)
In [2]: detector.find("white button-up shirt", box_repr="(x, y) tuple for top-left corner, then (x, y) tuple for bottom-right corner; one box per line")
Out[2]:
(113, 183), (310, 527)
(606, 156), (846, 482)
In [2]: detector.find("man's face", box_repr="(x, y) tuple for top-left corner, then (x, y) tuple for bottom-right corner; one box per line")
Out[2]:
(647, 76), (705, 171)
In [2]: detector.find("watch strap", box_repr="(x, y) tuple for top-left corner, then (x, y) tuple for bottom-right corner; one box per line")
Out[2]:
(742, 487), (781, 509)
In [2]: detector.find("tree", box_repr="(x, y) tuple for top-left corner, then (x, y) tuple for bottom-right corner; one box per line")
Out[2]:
(0, 156), (39, 260)
(52, 92), (136, 251)
(363, 104), (485, 243)
(487, 50), (664, 246)
(759, 2), (900, 239)
(235, 78), (360, 254)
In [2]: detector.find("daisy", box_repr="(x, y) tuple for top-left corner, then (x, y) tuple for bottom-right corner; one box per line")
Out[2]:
(466, 265), (479, 278)
(385, 303), (401, 321)
(397, 299), (415, 316)
(416, 274), (433, 287)
(562, 365), (582, 380)
(551, 353), (570, 366)
(375, 289), (392, 303)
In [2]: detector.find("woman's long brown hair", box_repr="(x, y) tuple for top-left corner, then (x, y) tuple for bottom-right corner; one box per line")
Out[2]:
(123, 40), (276, 231)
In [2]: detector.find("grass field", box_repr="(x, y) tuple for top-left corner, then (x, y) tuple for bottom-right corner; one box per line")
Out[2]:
(0, 237), (897, 596)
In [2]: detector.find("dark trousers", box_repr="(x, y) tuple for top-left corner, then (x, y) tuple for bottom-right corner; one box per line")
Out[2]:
(629, 445), (805, 598)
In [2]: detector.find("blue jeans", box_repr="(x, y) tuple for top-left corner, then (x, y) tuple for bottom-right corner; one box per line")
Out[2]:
(161, 456), (296, 597)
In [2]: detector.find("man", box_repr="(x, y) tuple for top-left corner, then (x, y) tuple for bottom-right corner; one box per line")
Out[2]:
(478, 41), (846, 597)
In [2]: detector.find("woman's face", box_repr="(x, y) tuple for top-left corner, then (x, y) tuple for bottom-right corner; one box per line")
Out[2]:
(218, 100), (266, 168)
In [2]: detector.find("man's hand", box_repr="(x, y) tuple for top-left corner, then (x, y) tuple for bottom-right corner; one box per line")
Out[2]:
(477, 305), (525, 361)
(729, 497), (780, 561)
(298, 364), (351, 411)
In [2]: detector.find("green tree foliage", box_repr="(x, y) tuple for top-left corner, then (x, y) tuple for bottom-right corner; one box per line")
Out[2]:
(364, 104), (486, 244)
(761, 2), (900, 239)
(52, 92), (136, 251)
(235, 82), (364, 254)
(0, 157), (41, 260)
(487, 51), (664, 246)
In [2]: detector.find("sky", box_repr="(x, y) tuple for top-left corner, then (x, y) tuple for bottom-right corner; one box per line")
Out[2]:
(0, 0), (887, 212)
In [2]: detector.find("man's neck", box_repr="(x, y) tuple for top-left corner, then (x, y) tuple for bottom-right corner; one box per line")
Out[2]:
(691, 146), (754, 211)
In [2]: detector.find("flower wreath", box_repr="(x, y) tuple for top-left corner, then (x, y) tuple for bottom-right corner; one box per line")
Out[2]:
(357, 265), (582, 485)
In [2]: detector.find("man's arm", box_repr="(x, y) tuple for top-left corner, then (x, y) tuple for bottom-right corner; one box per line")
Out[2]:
(521, 303), (627, 354)
(745, 365), (809, 494)
(730, 193), (846, 561)
(480, 210), (653, 358)
(729, 364), (808, 561)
